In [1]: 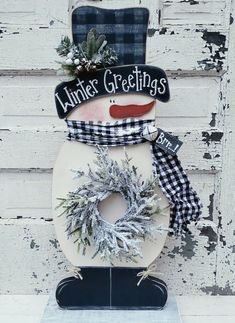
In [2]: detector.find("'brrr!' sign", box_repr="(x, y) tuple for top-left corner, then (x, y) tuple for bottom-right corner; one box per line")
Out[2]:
(55, 65), (170, 119)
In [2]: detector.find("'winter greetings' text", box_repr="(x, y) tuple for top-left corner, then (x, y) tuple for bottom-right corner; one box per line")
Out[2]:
(55, 65), (170, 118)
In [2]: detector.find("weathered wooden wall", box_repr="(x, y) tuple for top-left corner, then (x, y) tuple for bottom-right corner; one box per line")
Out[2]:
(0, 0), (234, 295)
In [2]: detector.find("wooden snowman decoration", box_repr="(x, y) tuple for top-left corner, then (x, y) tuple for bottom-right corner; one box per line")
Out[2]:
(52, 5), (202, 309)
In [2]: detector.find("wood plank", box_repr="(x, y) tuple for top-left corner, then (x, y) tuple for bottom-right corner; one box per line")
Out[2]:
(0, 220), (69, 295)
(158, 226), (217, 295)
(0, 220), (217, 294)
(146, 28), (228, 73)
(0, 0), (229, 71)
(215, 0), (235, 296)
(0, 0), (227, 28)
(0, 172), (52, 219)
(0, 171), (215, 219)
(0, 27), (64, 70)
(157, 76), (221, 128)
(0, 0), (68, 27)
(0, 27), (228, 72)
(0, 128), (223, 170)
(161, 0), (226, 26)
(0, 75), (221, 129)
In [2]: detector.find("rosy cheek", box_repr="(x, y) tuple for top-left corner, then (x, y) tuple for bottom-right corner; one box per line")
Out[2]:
(78, 103), (105, 121)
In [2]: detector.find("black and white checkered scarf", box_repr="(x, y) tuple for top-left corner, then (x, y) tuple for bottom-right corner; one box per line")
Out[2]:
(65, 118), (203, 236)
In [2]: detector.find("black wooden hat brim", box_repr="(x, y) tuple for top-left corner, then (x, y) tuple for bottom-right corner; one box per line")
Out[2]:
(55, 64), (170, 119)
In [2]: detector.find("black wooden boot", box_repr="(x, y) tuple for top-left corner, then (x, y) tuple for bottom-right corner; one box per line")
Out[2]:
(112, 267), (168, 309)
(56, 267), (110, 309)
(55, 267), (168, 309)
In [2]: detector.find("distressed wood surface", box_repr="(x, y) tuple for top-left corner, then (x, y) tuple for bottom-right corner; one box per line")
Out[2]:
(0, 172), (214, 219)
(0, 0), (234, 295)
(0, 75), (221, 128)
(0, 0), (229, 71)
(161, 0), (227, 26)
(0, 220), (216, 295)
(0, 128), (223, 170)
(214, 0), (235, 295)
(0, 27), (228, 72)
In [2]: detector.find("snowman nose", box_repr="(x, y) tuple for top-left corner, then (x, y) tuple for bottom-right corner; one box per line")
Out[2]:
(110, 100), (155, 118)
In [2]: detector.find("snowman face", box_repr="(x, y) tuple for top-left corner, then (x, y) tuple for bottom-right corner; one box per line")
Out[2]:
(67, 93), (156, 122)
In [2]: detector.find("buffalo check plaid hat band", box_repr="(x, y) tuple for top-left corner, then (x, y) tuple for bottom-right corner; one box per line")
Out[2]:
(65, 118), (203, 236)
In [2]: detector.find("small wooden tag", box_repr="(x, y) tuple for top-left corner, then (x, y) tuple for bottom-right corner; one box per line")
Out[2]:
(155, 129), (183, 156)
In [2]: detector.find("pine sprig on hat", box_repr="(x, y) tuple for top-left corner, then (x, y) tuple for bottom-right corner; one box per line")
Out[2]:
(55, 28), (118, 77)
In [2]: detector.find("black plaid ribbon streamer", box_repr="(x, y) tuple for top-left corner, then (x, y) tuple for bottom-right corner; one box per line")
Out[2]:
(65, 118), (203, 236)
(72, 6), (149, 65)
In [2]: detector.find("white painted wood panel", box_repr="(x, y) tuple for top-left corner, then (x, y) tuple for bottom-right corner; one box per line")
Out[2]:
(0, 0), (229, 71)
(0, 172), (215, 219)
(0, 0), (68, 26)
(0, 220), (69, 295)
(215, 0), (235, 295)
(0, 128), (223, 170)
(0, 75), (221, 128)
(161, 0), (226, 26)
(0, 172), (52, 219)
(0, 27), (228, 71)
(0, 220), (216, 295)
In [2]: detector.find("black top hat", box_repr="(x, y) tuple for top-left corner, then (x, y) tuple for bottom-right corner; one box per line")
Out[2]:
(55, 6), (170, 119)
(72, 6), (149, 65)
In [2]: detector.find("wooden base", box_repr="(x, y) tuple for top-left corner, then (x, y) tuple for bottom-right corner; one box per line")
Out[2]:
(41, 292), (182, 323)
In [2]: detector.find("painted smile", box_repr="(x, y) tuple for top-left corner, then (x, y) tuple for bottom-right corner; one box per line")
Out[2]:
(109, 100), (155, 118)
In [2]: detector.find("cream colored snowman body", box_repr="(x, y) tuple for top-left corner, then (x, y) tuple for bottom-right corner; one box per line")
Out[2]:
(52, 93), (170, 267)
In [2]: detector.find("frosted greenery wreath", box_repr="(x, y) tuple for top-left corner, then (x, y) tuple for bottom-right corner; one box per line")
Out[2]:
(56, 146), (166, 263)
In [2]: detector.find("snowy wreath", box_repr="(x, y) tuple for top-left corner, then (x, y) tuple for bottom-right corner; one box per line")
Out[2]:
(56, 146), (166, 262)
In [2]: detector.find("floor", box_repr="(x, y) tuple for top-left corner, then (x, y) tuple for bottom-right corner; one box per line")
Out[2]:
(0, 295), (234, 323)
